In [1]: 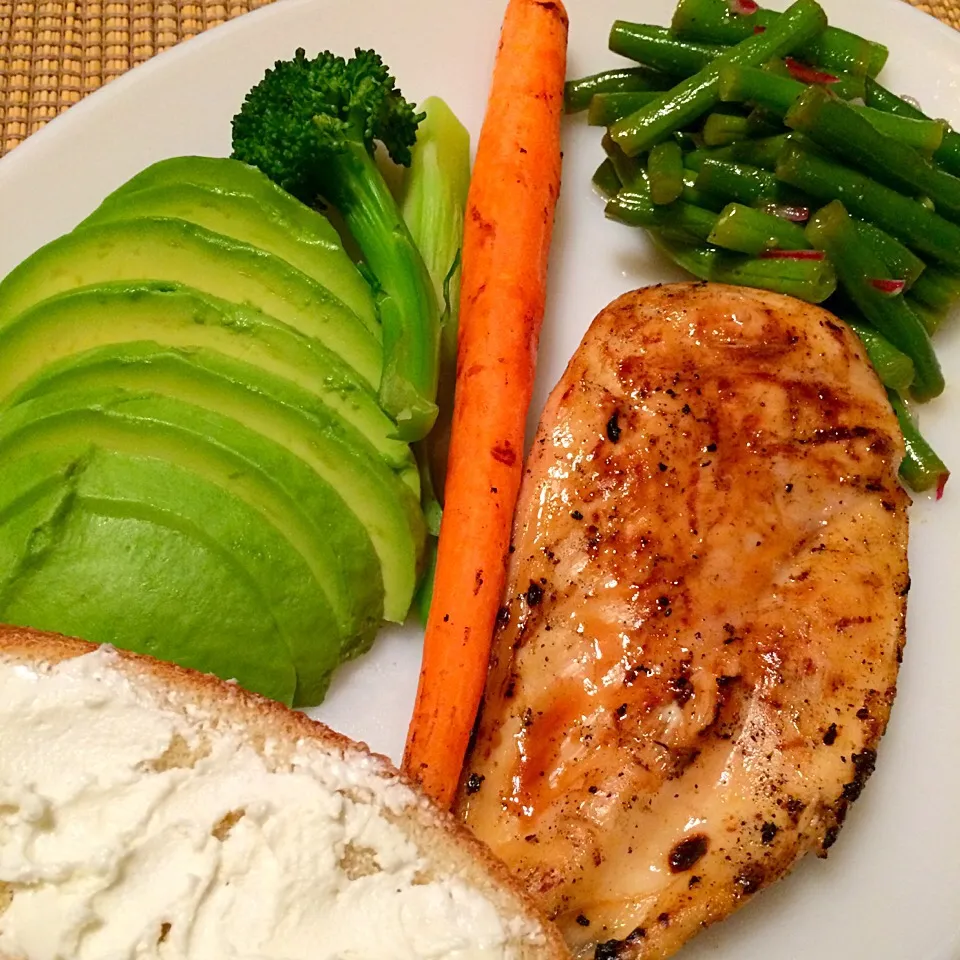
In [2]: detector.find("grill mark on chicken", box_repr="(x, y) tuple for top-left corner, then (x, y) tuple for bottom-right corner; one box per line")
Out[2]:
(456, 284), (908, 959)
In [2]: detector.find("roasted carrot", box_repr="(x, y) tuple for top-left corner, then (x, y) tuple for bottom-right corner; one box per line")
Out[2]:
(402, 0), (568, 808)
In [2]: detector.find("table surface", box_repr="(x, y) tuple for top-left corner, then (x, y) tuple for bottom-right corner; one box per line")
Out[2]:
(0, 0), (957, 156)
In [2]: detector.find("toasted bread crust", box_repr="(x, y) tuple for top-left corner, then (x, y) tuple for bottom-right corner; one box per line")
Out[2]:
(0, 622), (568, 960)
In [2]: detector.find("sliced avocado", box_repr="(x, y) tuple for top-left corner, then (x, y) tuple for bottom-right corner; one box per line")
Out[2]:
(96, 157), (376, 323)
(82, 175), (378, 332)
(0, 450), (298, 704)
(18, 344), (426, 625)
(0, 281), (419, 494)
(0, 386), (385, 685)
(0, 218), (382, 388)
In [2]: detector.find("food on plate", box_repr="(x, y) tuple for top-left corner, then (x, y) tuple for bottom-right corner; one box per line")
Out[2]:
(399, 96), (472, 537)
(0, 38), (476, 701)
(403, 0), (569, 807)
(81, 155), (380, 326)
(232, 48), (441, 442)
(0, 623), (568, 959)
(457, 283), (908, 958)
(567, 0), (959, 492)
(0, 147), (434, 702)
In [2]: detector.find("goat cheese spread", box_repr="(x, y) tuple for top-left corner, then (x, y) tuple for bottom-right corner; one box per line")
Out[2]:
(0, 649), (533, 960)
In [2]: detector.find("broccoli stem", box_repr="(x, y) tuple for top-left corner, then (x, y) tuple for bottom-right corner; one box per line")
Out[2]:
(843, 318), (915, 393)
(777, 142), (960, 271)
(609, 0), (827, 157)
(864, 79), (960, 179)
(785, 86), (959, 221)
(608, 23), (721, 77)
(888, 391), (949, 495)
(653, 234), (836, 302)
(707, 202), (811, 255)
(671, 0), (887, 78)
(805, 200), (943, 401)
(322, 133), (440, 440)
(565, 66), (674, 113)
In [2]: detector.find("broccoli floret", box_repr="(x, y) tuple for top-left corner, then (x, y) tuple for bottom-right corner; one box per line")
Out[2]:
(232, 48), (440, 442)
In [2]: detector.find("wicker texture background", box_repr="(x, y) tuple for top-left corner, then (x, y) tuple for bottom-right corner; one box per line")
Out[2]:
(0, 0), (957, 157)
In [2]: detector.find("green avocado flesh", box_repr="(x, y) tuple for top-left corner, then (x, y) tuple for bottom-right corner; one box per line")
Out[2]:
(83, 175), (379, 334)
(0, 156), (431, 705)
(0, 217), (383, 389)
(0, 282), (418, 493)
(18, 344), (426, 624)
(0, 386), (386, 699)
(96, 156), (378, 328)
(0, 451), (307, 705)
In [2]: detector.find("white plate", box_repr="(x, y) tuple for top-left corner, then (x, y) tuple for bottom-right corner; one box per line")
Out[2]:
(1, 0), (958, 956)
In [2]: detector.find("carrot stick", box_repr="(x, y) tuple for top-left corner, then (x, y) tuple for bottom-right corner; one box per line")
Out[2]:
(402, 0), (568, 808)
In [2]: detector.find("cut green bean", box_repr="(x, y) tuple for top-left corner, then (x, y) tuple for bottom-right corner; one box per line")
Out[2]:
(786, 86), (959, 221)
(695, 158), (799, 206)
(889, 391), (949, 495)
(671, 0), (887, 78)
(648, 141), (685, 205)
(703, 112), (751, 146)
(681, 170), (724, 210)
(601, 134), (643, 189)
(864, 78), (960, 179)
(593, 158), (622, 200)
(708, 202), (811, 255)
(608, 23), (721, 77)
(685, 145), (737, 170)
(609, 0), (828, 157)
(805, 200), (943, 401)
(777, 143), (960, 271)
(910, 265), (960, 313)
(843, 317), (916, 393)
(565, 66), (672, 114)
(588, 91), (662, 127)
(720, 66), (946, 152)
(653, 234), (836, 302)
(606, 191), (719, 242)
(853, 220), (926, 291)
(763, 58), (865, 102)
(745, 108), (783, 139)
(907, 298), (945, 337)
(729, 133), (792, 170)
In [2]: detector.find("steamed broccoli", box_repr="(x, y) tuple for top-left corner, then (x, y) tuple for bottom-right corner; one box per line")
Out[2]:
(231, 48), (440, 442)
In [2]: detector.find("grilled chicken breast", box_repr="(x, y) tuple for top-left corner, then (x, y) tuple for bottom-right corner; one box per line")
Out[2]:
(456, 283), (909, 959)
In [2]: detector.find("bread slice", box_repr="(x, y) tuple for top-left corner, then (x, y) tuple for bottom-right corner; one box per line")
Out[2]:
(0, 623), (568, 960)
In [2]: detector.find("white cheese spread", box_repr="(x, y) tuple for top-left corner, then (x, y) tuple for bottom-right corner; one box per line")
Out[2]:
(0, 648), (533, 960)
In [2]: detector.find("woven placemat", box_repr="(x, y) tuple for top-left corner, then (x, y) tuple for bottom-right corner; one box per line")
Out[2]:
(0, 0), (957, 157)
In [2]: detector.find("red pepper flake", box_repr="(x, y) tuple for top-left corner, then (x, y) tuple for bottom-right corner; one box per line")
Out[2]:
(759, 249), (825, 260)
(785, 57), (839, 85)
(727, 0), (759, 13)
(753, 24), (766, 33)
(763, 203), (811, 223)
(937, 473), (949, 500)
(869, 278), (906, 295)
